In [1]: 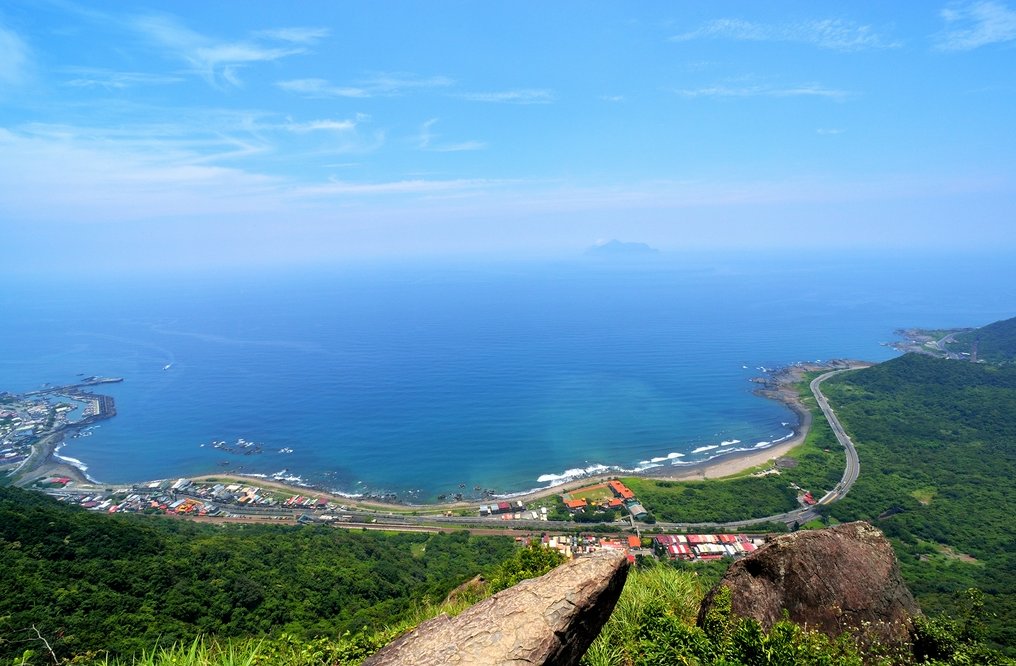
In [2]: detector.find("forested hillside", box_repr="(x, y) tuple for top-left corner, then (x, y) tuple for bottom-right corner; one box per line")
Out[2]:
(821, 353), (1016, 652)
(948, 315), (1016, 364)
(0, 487), (517, 662)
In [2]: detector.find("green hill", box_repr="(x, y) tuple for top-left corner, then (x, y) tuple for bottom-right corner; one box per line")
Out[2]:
(948, 315), (1016, 364)
(0, 486), (518, 663)
(821, 353), (1016, 652)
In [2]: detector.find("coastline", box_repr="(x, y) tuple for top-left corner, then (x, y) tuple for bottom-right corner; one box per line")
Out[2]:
(191, 361), (864, 513)
(15, 360), (865, 512)
(12, 430), (95, 488)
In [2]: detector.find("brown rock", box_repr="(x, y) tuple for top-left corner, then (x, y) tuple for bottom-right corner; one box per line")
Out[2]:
(364, 550), (630, 666)
(698, 522), (919, 647)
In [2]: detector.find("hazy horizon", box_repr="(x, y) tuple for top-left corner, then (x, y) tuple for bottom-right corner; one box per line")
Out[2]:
(2, 1), (1015, 274)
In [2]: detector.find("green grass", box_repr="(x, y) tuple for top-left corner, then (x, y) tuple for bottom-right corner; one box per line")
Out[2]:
(582, 562), (704, 666)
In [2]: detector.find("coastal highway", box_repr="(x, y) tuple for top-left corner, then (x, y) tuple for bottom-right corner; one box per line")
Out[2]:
(649, 366), (863, 531)
(331, 366), (865, 533)
(811, 368), (861, 506)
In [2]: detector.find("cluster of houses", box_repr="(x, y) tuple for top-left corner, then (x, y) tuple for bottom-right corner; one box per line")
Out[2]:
(653, 533), (760, 561)
(48, 490), (227, 516)
(478, 499), (551, 521)
(0, 395), (53, 470)
(538, 531), (764, 563)
(539, 533), (649, 562)
(562, 480), (650, 521)
(38, 477), (348, 519)
(152, 479), (343, 513)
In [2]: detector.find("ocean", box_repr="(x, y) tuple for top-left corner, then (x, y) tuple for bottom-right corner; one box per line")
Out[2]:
(3, 252), (1014, 501)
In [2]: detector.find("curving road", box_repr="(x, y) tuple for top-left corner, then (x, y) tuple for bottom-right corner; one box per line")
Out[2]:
(811, 369), (860, 505)
(646, 365), (864, 530)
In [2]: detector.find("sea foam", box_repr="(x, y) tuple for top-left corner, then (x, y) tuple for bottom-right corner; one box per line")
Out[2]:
(536, 463), (610, 484)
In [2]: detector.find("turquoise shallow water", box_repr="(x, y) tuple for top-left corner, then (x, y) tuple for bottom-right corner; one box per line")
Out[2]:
(3, 253), (1014, 500)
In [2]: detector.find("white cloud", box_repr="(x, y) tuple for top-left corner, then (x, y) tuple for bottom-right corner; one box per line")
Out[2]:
(285, 119), (358, 133)
(431, 141), (487, 152)
(676, 84), (851, 101)
(63, 68), (184, 89)
(277, 73), (452, 98)
(817, 128), (846, 135)
(290, 177), (499, 198)
(672, 17), (900, 51)
(936, 1), (1016, 50)
(457, 89), (555, 104)
(132, 13), (309, 87)
(417, 118), (486, 152)
(254, 27), (330, 44)
(361, 73), (454, 93)
(601, 95), (624, 102)
(276, 78), (369, 98)
(0, 126), (283, 223)
(0, 22), (30, 86)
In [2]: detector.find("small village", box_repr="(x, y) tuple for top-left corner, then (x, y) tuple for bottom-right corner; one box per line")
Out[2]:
(0, 393), (54, 470)
(1, 379), (120, 475)
(35, 476), (350, 520)
(33, 473), (767, 565)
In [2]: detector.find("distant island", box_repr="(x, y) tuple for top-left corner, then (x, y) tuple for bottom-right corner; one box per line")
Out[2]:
(584, 239), (660, 257)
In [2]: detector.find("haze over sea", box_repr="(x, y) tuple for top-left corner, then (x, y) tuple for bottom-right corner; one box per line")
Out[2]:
(3, 252), (1013, 501)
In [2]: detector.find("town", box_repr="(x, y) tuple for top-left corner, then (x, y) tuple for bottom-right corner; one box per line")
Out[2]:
(34, 473), (766, 565)
(0, 377), (120, 476)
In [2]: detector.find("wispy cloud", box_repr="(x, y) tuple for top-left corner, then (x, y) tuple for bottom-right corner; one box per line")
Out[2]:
(0, 22), (31, 86)
(937, 1), (1016, 50)
(601, 95), (624, 103)
(253, 27), (330, 44)
(457, 89), (555, 104)
(417, 118), (486, 152)
(361, 73), (454, 93)
(672, 17), (900, 51)
(132, 13), (312, 87)
(676, 84), (851, 101)
(290, 177), (499, 198)
(285, 118), (359, 133)
(62, 67), (184, 89)
(0, 125), (284, 224)
(277, 73), (452, 99)
(276, 78), (369, 98)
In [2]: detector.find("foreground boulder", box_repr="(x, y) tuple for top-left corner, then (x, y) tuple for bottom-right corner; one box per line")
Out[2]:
(364, 550), (630, 666)
(698, 521), (920, 647)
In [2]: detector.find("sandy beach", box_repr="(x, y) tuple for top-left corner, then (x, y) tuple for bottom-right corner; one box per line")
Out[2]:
(18, 361), (865, 514)
(10, 430), (95, 488)
(191, 362), (864, 513)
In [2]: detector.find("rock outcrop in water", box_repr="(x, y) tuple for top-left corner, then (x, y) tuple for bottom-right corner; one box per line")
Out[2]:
(698, 521), (920, 647)
(363, 550), (630, 666)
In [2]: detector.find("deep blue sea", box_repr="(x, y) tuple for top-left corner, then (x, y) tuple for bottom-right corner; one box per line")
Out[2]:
(3, 252), (1014, 500)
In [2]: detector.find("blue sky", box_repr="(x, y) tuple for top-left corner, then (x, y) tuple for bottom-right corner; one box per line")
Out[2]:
(1, 1), (1015, 272)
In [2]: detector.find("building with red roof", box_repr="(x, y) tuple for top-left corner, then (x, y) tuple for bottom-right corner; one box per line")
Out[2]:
(608, 480), (635, 500)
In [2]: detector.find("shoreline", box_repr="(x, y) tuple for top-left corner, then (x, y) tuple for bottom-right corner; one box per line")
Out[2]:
(16, 360), (866, 512)
(195, 360), (865, 513)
